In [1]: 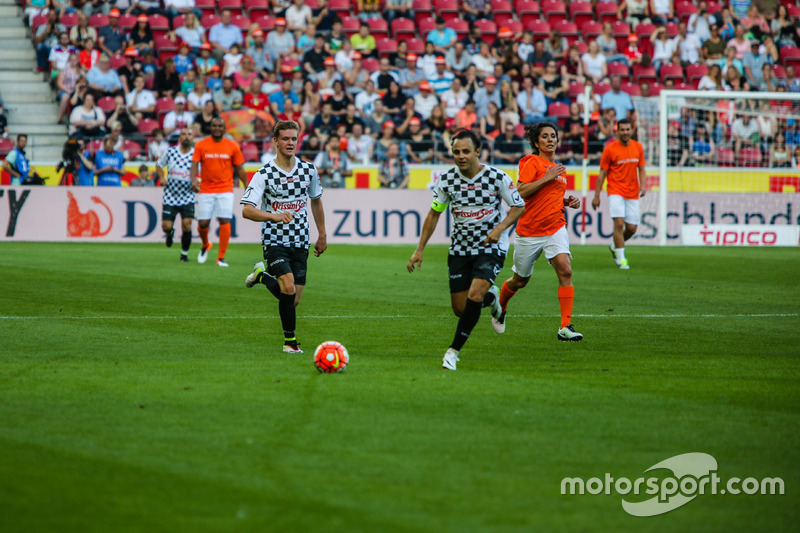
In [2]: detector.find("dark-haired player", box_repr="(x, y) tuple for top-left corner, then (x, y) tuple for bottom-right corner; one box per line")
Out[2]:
(407, 129), (524, 370)
(241, 120), (328, 354)
(495, 122), (584, 341)
(157, 127), (195, 262)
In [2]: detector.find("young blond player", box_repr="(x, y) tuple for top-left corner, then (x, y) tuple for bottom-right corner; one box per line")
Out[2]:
(494, 122), (584, 341)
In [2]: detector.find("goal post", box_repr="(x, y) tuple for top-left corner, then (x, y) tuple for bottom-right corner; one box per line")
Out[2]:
(656, 89), (800, 246)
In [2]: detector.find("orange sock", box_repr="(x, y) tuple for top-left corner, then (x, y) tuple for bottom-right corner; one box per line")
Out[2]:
(198, 226), (210, 248)
(218, 223), (230, 260)
(558, 286), (574, 328)
(499, 280), (517, 311)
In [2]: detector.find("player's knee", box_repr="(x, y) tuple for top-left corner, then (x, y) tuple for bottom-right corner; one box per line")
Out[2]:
(161, 221), (172, 232)
(451, 304), (464, 317)
(627, 224), (638, 235)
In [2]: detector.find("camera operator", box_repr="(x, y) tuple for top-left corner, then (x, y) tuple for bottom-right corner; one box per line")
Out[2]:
(57, 138), (96, 186)
(106, 95), (140, 136)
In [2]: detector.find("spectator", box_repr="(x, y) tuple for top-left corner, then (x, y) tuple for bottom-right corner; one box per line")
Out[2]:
(334, 38), (356, 73)
(461, 0), (490, 24)
(266, 17), (296, 62)
(728, 25), (750, 60)
(719, 46), (744, 77)
(418, 41), (442, 78)
(107, 120), (127, 156)
(241, 78), (267, 110)
(346, 123), (374, 164)
(673, 21), (702, 66)
(186, 76), (210, 110)
(688, 0), (716, 42)
(497, 79), (519, 126)
(209, 9), (243, 61)
(370, 56), (400, 91)
(286, 0), (313, 33)
(3, 134), (30, 186)
(33, 10), (65, 73)
(582, 41), (608, 84)
(379, 80), (404, 117)
(316, 56), (344, 96)
(471, 42), (496, 79)
(311, 100), (338, 143)
(461, 24), (483, 56)
(87, 54), (123, 99)
(690, 123), (715, 165)
(619, 0), (650, 28)
(106, 94), (141, 135)
(272, 0), (292, 17)
(303, 32), (328, 82)
(327, 80), (349, 116)
(492, 122), (525, 165)
(24, 0), (49, 27)
(79, 37), (102, 72)
(93, 135), (125, 186)
(426, 103), (447, 138)
(373, 120), (397, 161)
(770, 131), (791, 168)
(388, 39), (409, 69)
(491, 27), (516, 64)
(344, 52), (369, 99)
(560, 45), (585, 85)
(597, 22), (628, 65)
(631, 81), (658, 161)
(731, 114), (759, 157)
(377, 142), (409, 188)
(756, 101), (776, 151)
(543, 29), (568, 62)
(268, 77), (298, 115)
(130, 0), (165, 17)
(650, 25), (676, 73)
(222, 43), (243, 77)
(355, 79), (381, 120)
(154, 57), (181, 97)
(212, 76), (243, 112)
(601, 75), (634, 121)
(56, 53), (84, 124)
(427, 16), (457, 54)
(649, 0), (674, 25)
(194, 101), (218, 135)
(785, 65), (800, 93)
(98, 9), (127, 57)
(471, 75), (501, 120)
(314, 132), (352, 188)
(773, 4), (800, 49)
(128, 15), (154, 55)
(163, 95), (195, 140)
(743, 40), (772, 90)
(326, 17), (346, 53)
(539, 60), (569, 107)
(50, 32), (77, 77)
(456, 99), (478, 130)
(701, 24), (726, 64)
(172, 12), (206, 53)
(384, 0), (412, 26)
(401, 117), (434, 163)
(70, 12), (97, 48)
(233, 55), (261, 92)
(81, 0), (109, 17)
(622, 34), (644, 67)
(195, 43), (217, 76)
(131, 164), (157, 186)
(596, 106), (617, 143)
(164, 0), (203, 23)
(517, 30), (535, 64)
(478, 100), (501, 139)
(397, 53), (426, 96)
(441, 77), (469, 119)
(717, 7), (737, 41)
(758, 63), (778, 92)
(665, 120), (689, 166)
(125, 74), (156, 119)
(311, 0), (337, 32)
(338, 103), (364, 133)
(350, 22), (377, 58)
(576, 77), (602, 116)
(741, 5), (769, 41)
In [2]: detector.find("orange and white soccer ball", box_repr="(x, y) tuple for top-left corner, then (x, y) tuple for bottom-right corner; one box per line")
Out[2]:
(313, 341), (349, 373)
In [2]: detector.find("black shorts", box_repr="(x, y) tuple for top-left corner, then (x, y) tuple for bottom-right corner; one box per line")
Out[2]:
(162, 203), (195, 222)
(448, 253), (506, 293)
(263, 245), (309, 286)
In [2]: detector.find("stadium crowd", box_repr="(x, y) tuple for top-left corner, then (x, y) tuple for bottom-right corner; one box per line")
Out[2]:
(6, 0), (800, 182)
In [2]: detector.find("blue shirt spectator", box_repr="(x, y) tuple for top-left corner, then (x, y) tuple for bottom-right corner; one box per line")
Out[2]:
(77, 150), (95, 186)
(426, 18), (457, 51)
(87, 58), (123, 93)
(600, 79), (635, 122)
(94, 140), (125, 186)
(209, 11), (243, 52)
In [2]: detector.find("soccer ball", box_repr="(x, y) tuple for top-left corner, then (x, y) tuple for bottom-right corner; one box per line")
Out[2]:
(313, 341), (349, 373)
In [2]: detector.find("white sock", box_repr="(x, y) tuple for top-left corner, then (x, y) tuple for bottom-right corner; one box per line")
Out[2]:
(616, 247), (626, 261)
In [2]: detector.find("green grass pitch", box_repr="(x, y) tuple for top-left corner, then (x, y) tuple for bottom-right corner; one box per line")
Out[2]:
(0, 242), (798, 532)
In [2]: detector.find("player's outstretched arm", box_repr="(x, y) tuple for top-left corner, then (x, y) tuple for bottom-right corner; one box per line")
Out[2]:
(483, 206), (525, 245)
(407, 208), (442, 273)
(310, 197), (327, 257)
(592, 169), (608, 210)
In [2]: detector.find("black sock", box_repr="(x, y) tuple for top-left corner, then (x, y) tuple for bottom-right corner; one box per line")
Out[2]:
(261, 271), (281, 299)
(482, 290), (495, 308)
(180, 232), (191, 253)
(279, 293), (296, 342)
(451, 298), (482, 351)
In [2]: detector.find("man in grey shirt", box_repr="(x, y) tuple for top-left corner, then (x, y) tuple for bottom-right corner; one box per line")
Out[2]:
(212, 77), (243, 112)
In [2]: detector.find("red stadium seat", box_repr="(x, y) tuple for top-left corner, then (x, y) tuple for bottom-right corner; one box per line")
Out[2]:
(633, 65), (657, 84)
(154, 35), (177, 52)
(772, 64), (786, 79)
(417, 16), (437, 40)
(706, 1), (722, 15)
(517, 1), (541, 29)
(122, 140), (142, 160)
(87, 139), (103, 155)
(568, 81), (584, 98)
(674, 0), (697, 22)
(621, 81), (641, 96)
(569, 1), (594, 28)
(594, 81), (611, 95)
(89, 14), (108, 28)
(582, 21), (603, 42)
(635, 22), (657, 39)
(781, 46), (800, 68)
(218, 0), (244, 12)
(119, 13), (137, 30)
(413, 0), (434, 26)
(155, 97), (175, 120)
(61, 12), (79, 28)
(148, 14), (170, 30)
(474, 19), (497, 38)
(595, 1), (617, 23)
(108, 55), (126, 69)
(361, 57), (380, 72)
(230, 14), (251, 30)
(607, 62), (630, 80)
(0, 138), (14, 157)
(787, 4), (800, 19)
(660, 63), (685, 83)
(613, 21), (632, 51)
(195, 0), (216, 13)
(138, 118), (160, 136)
(245, 0), (269, 17)
(96, 96), (116, 113)
(367, 18), (389, 38)
(253, 15), (275, 31)
(173, 15), (186, 28)
(738, 147), (764, 167)
(648, 82), (663, 96)
(686, 63), (708, 84)
(547, 101), (570, 124)
(375, 37), (398, 57)
(450, 18), (470, 39)
(31, 14), (48, 29)
(552, 20), (578, 40)
(328, 0), (351, 17)
(716, 147), (735, 167)
(665, 22), (679, 37)
(341, 16), (360, 37)
(391, 17), (415, 41)
(434, 0), (459, 20)
(527, 19), (551, 40)
(201, 13), (221, 29)
(490, 0), (512, 16)
(240, 142), (260, 162)
(405, 38), (425, 55)
(541, 0), (567, 23)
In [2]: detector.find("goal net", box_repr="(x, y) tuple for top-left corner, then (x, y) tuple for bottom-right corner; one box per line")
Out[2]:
(641, 89), (800, 245)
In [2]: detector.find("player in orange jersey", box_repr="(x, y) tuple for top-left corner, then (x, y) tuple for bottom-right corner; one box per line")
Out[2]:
(190, 117), (248, 267)
(494, 122), (584, 342)
(591, 118), (646, 270)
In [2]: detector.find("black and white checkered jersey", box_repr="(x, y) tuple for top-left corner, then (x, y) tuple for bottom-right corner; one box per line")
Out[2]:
(240, 158), (323, 249)
(159, 146), (195, 206)
(432, 165), (524, 256)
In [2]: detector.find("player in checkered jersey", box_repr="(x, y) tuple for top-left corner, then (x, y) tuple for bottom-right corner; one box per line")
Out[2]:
(407, 129), (525, 371)
(156, 128), (196, 262)
(241, 121), (328, 354)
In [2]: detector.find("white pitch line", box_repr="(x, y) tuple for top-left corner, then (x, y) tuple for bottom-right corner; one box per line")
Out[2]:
(0, 313), (797, 320)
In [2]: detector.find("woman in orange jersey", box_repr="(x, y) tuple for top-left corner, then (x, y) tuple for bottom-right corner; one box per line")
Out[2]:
(494, 123), (584, 342)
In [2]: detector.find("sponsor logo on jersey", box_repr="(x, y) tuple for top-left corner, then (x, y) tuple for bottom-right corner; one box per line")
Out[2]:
(452, 207), (495, 221)
(272, 199), (307, 211)
(280, 177), (301, 184)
